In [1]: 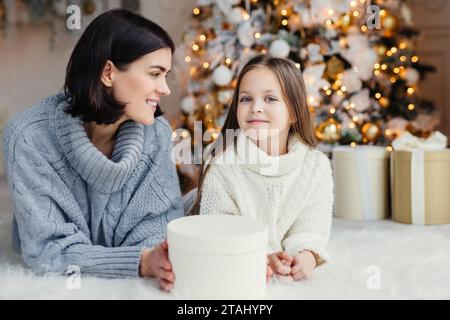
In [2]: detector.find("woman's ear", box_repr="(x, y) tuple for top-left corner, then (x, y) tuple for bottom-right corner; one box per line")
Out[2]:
(101, 60), (115, 88)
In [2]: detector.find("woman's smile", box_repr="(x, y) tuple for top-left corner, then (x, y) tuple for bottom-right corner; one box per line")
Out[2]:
(146, 98), (159, 111)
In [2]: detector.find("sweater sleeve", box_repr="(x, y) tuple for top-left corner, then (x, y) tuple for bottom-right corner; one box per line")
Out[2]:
(4, 135), (144, 279)
(199, 165), (239, 216)
(282, 153), (334, 266)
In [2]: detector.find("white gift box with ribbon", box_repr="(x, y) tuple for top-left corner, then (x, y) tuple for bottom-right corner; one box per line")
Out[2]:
(332, 146), (390, 220)
(391, 131), (450, 225)
(167, 214), (268, 299)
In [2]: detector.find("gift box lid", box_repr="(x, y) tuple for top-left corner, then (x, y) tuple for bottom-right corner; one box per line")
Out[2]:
(167, 215), (268, 255)
(332, 146), (389, 160)
(393, 149), (450, 162)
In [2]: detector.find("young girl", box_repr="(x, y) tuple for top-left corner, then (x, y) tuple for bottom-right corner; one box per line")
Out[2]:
(191, 55), (334, 281)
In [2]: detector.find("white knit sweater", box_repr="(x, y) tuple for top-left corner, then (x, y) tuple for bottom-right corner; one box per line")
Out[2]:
(199, 133), (334, 265)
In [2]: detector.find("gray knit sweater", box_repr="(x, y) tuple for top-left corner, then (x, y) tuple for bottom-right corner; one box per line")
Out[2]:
(2, 94), (184, 278)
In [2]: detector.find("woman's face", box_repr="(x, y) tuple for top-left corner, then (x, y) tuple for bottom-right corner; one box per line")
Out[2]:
(105, 47), (172, 126)
(236, 66), (291, 142)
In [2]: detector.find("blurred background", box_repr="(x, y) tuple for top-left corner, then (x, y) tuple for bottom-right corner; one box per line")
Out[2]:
(1, 0), (450, 180)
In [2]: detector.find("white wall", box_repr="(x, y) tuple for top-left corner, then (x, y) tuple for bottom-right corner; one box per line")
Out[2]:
(408, 0), (450, 139)
(0, 0), (196, 119)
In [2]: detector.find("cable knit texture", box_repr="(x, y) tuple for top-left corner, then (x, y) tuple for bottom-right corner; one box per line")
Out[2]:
(2, 94), (184, 278)
(199, 133), (334, 265)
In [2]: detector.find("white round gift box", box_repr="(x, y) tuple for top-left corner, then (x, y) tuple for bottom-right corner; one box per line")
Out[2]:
(167, 214), (268, 299)
(332, 146), (390, 220)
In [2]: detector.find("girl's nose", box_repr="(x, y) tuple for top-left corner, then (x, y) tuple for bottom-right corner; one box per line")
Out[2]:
(251, 101), (264, 113)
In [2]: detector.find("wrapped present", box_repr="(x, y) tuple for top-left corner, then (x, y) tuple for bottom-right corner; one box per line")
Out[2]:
(391, 131), (450, 225)
(167, 215), (268, 299)
(332, 146), (390, 220)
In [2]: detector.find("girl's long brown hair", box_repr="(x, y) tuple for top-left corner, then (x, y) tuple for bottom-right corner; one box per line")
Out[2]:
(189, 55), (317, 215)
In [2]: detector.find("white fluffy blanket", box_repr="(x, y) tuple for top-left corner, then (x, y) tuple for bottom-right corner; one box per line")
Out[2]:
(1, 185), (449, 299)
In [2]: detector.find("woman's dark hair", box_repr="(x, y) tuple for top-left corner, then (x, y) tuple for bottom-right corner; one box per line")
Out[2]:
(63, 9), (175, 124)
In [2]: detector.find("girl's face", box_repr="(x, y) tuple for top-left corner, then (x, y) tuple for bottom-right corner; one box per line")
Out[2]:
(104, 48), (172, 126)
(237, 66), (291, 143)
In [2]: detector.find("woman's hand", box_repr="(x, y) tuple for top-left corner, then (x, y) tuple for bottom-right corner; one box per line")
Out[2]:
(291, 250), (317, 281)
(268, 252), (293, 280)
(266, 258), (274, 282)
(139, 240), (175, 291)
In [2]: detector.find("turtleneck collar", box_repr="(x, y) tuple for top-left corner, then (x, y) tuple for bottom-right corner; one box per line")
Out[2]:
(235, 132), (309, 176)
(54, 99), (144, 193)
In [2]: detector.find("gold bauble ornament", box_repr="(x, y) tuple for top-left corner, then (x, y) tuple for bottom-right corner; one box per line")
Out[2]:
(288, 14), (301, 31)
(222, 22), (233, 31)
(381, 12), (398, 37)
(82, 0), (96, 15)
(316, 118), (341, 144)
(338, 14), (352, 31)
(0, 0), (6, 20)
(375, 44), (387, 57)
(326, 56), (345, 80)
(362, 122), (381, 143)
(379, 97), (390, 108)
(254, 44), (268, 54)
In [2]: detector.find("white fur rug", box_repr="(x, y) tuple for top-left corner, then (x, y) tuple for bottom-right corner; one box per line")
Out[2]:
(1, 180), (449, 299)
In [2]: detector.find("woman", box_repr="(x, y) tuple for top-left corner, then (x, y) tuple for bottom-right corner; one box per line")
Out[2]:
(2, 9), (185, 290)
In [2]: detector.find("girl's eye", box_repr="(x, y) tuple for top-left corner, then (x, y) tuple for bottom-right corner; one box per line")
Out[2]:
(265, 96), (278, 103)
(239, 96), (251, 103)
(150, 72), (161, 78)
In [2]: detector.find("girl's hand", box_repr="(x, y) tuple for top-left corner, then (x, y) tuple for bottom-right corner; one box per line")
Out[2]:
(139, 240), (175, 292)
(291, 250), (316, 281)
(268, 252), (293, 276)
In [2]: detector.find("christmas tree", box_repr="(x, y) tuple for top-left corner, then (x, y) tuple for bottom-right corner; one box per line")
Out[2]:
(175, 0), (438, 152)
